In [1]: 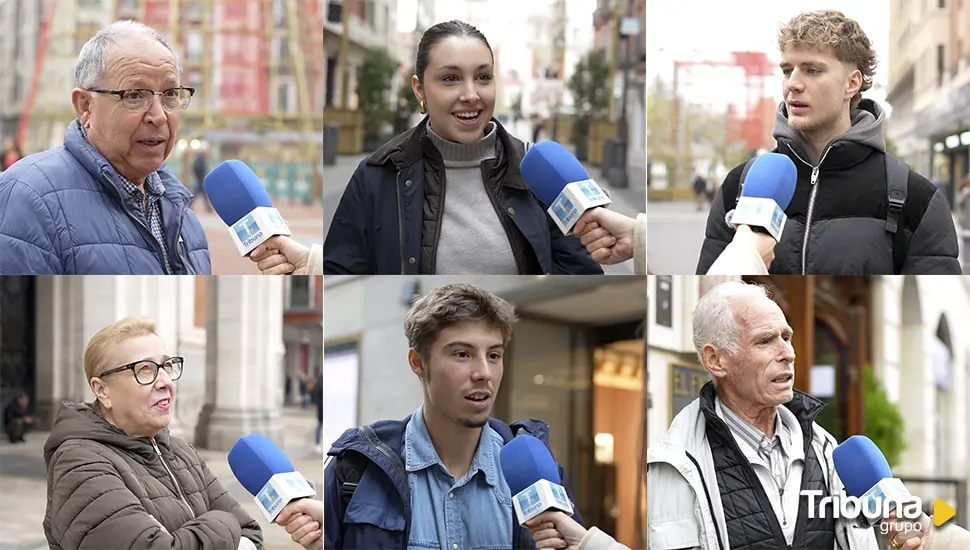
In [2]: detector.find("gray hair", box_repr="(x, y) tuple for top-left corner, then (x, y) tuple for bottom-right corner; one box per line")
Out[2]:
(692, 281), (771, 361)
(75, 20), (182, 89)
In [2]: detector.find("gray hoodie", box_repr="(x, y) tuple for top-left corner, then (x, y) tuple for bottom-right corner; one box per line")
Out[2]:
(772, 98), (887, 166)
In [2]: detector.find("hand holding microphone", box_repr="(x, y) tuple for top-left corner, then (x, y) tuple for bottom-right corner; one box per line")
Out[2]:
(228, 434), (322, 549)
(727, 152), (797, 241)
(525, 511), (588, 550)
(573, 208), (636, 265)
(519, 141), (612, 235)
(733, 224), (777, 267)
(833, 436), (927, 549)
(204, 160), (293, 257)
(275, 499), (324, 550)
(250, 236), (309, 274)
(708, 153), (797, 274)
(500, 434), (575, 525)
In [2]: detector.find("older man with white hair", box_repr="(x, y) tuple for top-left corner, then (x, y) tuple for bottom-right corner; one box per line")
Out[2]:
(647, 281), (880, 550)
(0, 20), (210, 274)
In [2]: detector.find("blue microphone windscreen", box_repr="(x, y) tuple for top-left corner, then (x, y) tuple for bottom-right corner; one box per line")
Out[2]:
(740, 152), (798, 210)
(227, 433), (296, 496)
(832, 435), (894, 497)
(203, 160), (273, 226)
(499, 434), (561, 496)
(519, 141), (590, 207)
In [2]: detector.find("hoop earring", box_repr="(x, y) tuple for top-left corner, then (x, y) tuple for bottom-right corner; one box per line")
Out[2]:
(419, 100), (426, 114)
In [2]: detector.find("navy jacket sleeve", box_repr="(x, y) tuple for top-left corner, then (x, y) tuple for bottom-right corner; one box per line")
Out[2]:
(323, 458), (344, 549)
(901, 187), (962, 274)
(548, 216), (605, 274)
(323, 164), (374, 275)
(0, 177), (62, 274)
(695, 170), (740, 274)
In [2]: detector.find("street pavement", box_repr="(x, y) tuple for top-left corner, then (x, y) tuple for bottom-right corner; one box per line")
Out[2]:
(647, 200), (710, 275)
(322, 120), (646, 275)
(0, 406), (323, 550)
(194, 202), (323, 275)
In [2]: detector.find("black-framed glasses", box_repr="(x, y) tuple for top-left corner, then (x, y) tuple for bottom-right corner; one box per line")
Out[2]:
(100, 357), (184, 385)
(85, 87), (195, 113)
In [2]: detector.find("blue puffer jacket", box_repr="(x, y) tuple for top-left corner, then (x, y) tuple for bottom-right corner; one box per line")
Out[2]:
(0, 120), (210, 274)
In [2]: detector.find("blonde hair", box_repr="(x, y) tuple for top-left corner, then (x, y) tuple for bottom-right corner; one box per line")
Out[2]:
(84, 316), (157, 415)
(778, 10), (877, 109)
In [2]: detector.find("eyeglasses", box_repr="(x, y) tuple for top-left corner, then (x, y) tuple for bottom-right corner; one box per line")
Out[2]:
(85, 87), (196, 114)
(100, 357), (184, 385)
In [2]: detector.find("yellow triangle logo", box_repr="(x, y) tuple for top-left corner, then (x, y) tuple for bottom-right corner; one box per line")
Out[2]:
(934, 499), (956, 526)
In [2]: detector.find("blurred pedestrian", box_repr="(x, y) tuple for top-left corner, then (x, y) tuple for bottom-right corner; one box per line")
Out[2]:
(692, 171), (708, 211)
(323, 20), (600, 275)
(3, 390), (34, 443)
(2, 136), (23, 171)
(0, 20), (211, 275)
(192, 147), (211, 212)
(696, 10), (960, 275)
(311, 369), (323, 454)
(532, 114), (542, 143)
(299, 374), (309, 409)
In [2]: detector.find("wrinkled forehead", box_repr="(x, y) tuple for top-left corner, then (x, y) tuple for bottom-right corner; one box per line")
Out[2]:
(101, 35), (179, 84)
(734, 295), (787, 330)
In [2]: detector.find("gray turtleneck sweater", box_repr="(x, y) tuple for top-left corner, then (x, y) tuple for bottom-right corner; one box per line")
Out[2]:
(426, 122), (519, 274)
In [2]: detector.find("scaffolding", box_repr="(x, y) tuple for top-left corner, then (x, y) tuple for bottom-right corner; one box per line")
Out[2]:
(17, 0), (324, 202)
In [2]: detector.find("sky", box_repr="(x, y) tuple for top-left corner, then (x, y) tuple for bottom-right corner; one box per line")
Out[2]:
(646, 0), (891, 110)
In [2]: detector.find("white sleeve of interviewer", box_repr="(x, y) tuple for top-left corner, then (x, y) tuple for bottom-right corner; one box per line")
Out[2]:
(706, 239), (769, 275)
(238, 536), (259, 550)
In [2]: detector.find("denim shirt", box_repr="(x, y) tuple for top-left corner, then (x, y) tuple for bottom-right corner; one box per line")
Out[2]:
(403, 406), (514, 550)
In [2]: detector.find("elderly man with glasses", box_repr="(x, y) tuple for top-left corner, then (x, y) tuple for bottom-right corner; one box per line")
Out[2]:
(0, 20), (210, 274)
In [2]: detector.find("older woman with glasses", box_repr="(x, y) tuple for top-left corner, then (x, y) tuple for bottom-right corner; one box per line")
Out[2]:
(0, 19), (210, 275)
(43, 316), (264, 549)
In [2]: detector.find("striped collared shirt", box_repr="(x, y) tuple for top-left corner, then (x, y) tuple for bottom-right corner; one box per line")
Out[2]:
(716, 396), (803, 545)
(716, 396), (792, 489)
(80, 125), (173, 273)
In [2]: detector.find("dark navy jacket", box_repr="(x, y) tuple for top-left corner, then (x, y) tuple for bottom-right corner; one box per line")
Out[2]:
(0, 120), (210, 274)
(324, 415), (583, 550)
(323, 117), (603, 275)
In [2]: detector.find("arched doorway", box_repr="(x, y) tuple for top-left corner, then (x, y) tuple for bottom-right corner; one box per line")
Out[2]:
(900, 276), (926, 471)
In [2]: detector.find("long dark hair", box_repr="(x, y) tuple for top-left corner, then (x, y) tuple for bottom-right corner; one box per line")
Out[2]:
(415, 20), (493, 84)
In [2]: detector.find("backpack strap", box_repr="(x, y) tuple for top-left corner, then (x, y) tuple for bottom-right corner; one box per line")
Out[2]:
(885, 154), (910, 273)
(334, 424), (406, 519)
(733, 156), (758, 209)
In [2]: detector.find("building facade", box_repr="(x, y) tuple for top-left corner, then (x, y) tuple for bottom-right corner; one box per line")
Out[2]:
(648, 275), (970, 516)
(324, 0), (401, 110)
(887, 0), (970, 209)
(324, 275), (648, 548)
(0, 0), (325, 202)
(0, 276), (321, 452)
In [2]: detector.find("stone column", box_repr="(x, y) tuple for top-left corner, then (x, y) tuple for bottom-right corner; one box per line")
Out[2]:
(197, 276), (285, 452)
